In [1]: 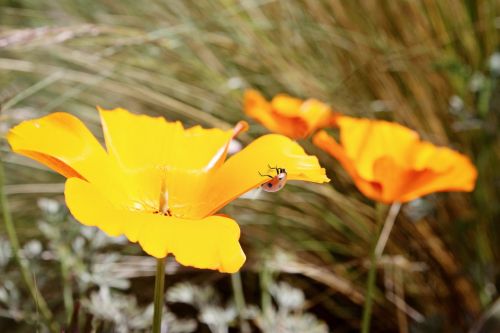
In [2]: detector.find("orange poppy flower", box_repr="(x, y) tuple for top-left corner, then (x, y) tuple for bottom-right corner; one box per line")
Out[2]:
(313, 116), (477, 204)
(7, 108), (329, 273)
(244, 89), (337, 139)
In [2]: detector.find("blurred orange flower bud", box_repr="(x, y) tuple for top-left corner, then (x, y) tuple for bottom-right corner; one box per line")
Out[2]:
(244, 89), (338, 139)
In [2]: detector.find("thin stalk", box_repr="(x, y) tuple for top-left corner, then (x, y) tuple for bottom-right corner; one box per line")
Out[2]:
(152, 257), (166, 333)
(0, 157), (59, 333)
(361, 202), (402, 333)
(375, 203), (402, 258)
(231, 272), (250, 333)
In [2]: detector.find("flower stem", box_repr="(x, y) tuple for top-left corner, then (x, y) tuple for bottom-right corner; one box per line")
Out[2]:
(0, 157), (59, 333)
(152, 257), (166, 333)
(361, 202), (402, 333)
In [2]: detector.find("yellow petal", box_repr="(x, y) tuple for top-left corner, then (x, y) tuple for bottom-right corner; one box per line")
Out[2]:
(99, 107), (245, 171)
(64, 177), (245, 273)
(7, 112), (142, 208)
(197, 134), (330, 217)
(7, 112), (107, 180)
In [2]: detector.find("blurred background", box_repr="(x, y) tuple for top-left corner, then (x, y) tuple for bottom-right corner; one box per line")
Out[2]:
(0, 1), (499, 332)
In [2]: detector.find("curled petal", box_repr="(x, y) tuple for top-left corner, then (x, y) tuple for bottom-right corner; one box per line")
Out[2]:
(199, 134), (329, 217)
(7, 112), (137, 207)
(64, 177), (245, 273)
(7, 112), (107, 180)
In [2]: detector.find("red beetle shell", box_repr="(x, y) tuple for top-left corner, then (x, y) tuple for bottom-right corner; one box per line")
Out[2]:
(261, 172), (288, 192)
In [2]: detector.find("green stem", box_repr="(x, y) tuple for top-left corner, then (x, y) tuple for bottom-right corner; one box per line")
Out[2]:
(152, 257), (166, 333)
(361, 202), (401, 333)
(0, 157), (59, 332)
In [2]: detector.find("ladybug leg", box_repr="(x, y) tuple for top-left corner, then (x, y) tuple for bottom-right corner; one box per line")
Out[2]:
(267, 164), (279, 174)
(258, 171), (273, 179)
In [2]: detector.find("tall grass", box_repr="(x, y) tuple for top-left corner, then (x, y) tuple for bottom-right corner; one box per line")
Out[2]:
(0, 1), (499, 332)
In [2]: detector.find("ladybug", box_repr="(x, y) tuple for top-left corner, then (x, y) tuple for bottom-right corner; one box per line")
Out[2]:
(259, 165), (288, 192)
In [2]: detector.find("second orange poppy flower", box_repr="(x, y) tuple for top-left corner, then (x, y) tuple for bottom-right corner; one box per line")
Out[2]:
(313, 116), (477, 204)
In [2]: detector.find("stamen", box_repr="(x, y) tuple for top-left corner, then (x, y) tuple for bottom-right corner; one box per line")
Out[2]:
(159, 183), (171, 216)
